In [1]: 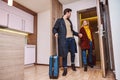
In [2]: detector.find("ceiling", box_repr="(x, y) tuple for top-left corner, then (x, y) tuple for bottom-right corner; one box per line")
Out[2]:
(14, 0), (80, 13)
(14, 0), (51, 13)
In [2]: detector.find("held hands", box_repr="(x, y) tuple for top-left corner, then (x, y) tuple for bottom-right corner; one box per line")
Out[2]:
(55, 33), (82, 38)
(78, 33), (83, 38)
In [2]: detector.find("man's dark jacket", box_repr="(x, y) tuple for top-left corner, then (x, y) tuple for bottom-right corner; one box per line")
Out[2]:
(52, 18), (78, 57)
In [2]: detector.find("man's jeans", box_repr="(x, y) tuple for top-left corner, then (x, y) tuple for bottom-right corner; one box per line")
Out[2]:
(82, 41), (93, 65)
(62, 37), (76, 68)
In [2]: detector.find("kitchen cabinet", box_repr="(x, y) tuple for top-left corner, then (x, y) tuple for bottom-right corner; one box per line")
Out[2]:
(8, 13), (23, 31)
(24, 45), (35, 65)
(0, 1), (34, 33)
(24, 20), (33, 33)
(0, 8), (8, 27)
(23, 16), (34, 33)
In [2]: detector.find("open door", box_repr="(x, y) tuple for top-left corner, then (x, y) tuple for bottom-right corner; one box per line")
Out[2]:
(96, 0), (106, 77)
(96, 0), (112, 77)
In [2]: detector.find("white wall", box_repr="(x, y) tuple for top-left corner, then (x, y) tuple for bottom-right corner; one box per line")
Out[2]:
(63, 0), (97, 67)
(37, 10), (51, 64)
(108, 0), (120, 79)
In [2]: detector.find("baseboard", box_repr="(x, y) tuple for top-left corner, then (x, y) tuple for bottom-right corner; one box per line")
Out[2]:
(24, 64), (35, 68)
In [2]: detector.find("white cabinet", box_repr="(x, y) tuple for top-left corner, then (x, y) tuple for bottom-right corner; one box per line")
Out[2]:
(8, 13), (34, 33)
(0, 1), (34, 33)
(8, 13), (23, 31)
(0, 9), (8, 27)
(23, 16), (34, 33)
(24, 45), (35, 65)
(7, 7), (34, 33)
(24, 20), (33, 33)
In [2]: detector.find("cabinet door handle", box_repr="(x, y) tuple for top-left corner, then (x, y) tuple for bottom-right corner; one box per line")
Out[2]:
(7, 14), (9, 27)
(24, 20), (25, 31)
(22, 19), (25, 31)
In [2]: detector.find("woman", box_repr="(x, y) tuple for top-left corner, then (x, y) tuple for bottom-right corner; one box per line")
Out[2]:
(79, 20), (95, 71)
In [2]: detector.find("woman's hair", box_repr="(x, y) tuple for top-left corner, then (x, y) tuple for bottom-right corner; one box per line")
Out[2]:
(81, 20), (89, 27)
(64, 8), (72, 15)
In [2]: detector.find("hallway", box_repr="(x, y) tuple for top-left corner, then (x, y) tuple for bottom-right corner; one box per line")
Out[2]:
(24, 65), (115, 80)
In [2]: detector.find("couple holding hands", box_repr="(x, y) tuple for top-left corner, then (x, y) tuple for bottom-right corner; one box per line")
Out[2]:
(52, 8), (95, 76)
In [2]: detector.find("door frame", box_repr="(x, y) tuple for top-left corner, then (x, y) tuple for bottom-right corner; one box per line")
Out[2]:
(77, 6), (106, 76)
(77, 0), (114, 77)
(77, 7), (98, 68)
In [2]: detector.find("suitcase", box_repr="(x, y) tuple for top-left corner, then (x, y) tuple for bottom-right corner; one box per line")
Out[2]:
(49, 55), (59, 79)
(49, 37), (59, 79)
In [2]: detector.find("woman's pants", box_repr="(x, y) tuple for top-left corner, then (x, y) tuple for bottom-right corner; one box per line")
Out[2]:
(82, 41), (93, 66)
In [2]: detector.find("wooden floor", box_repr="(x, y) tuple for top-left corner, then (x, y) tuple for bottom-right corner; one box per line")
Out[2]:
(24, 65), (115, 80)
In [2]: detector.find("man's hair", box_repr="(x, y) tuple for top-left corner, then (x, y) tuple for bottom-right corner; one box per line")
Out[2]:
(64, 8), (72, 15)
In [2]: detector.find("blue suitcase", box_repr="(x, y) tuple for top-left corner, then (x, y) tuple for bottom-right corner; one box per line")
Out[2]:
(49, 55), (59, 79)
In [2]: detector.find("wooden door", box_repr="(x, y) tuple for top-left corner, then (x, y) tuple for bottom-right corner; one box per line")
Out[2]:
(96, 0), (111, 77)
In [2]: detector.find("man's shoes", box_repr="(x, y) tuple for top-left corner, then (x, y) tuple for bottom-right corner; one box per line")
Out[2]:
(71, 64), (76, 71)
(84, 65), (87, 72)
(62, 68), (67, 76)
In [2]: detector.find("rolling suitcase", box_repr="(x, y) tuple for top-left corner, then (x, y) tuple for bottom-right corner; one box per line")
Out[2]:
(49, 37), (59, 79)
(49, 55), (59, 79)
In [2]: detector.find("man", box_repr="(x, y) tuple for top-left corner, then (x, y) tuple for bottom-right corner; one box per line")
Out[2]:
(52, 8), (82, 76)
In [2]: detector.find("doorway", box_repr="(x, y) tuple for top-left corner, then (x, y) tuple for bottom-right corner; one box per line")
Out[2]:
(77, 7), (101, 68)
(77, 1), (114, 77)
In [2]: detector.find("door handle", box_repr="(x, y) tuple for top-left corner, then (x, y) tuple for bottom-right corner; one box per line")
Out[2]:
(95, 31), (99, 34)
(97, 24), (105, 36)
(95, 31), (105, 33)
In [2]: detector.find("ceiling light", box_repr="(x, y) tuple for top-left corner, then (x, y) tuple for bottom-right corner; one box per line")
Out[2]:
(8, 0), (13, 6)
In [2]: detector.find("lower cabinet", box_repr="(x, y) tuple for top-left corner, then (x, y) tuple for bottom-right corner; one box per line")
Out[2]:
(24, 45), (35, 65)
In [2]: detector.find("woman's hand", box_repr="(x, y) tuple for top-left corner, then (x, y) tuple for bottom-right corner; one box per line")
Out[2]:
(79, 33), (83, 38)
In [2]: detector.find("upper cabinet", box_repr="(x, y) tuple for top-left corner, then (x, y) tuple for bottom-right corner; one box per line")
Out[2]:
(23, 19), (34, 33)
(8, 13), (23, 31)
(0, 9), (8, 27)
(0, 1), (34, 33)
(23, 14), (34, 33)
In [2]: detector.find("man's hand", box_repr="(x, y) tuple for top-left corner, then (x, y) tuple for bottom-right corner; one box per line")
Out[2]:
(55, 33), (58, 38)
(79, 33), (83, 38)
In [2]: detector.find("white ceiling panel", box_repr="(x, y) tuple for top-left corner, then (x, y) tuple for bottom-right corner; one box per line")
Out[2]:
(13, 0), (80, 13)
(14, 0), (50, 13)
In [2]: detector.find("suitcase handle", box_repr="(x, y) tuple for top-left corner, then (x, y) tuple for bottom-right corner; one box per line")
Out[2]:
(56, 37), (58, 56)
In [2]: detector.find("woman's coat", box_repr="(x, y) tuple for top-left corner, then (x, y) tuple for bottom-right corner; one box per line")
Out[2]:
(79, 27), (95, 50)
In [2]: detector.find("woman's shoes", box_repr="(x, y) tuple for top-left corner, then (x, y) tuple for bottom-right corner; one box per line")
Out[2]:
(84, 64), (94, 72)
